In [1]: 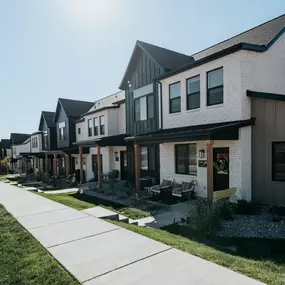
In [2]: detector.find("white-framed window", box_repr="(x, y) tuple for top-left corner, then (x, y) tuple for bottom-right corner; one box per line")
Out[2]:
(134, 94), (154, 121)
(59, 121), (66, 141)
(100, 116), (105, 135)
(169, 82), (181, 113)
(207, 67), (223, 106)
(88, 119), (92, 137)
(187, 75), (200, 110)
(93, 117), (99, 136)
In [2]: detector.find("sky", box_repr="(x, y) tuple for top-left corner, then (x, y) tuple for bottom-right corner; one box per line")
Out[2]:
(0, 0), (284, 138)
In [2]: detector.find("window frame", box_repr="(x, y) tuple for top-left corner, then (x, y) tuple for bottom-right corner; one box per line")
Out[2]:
(169, 81), (181, 114)
(186, 75), (200, 110)
(99, 115), (105, 135)
(93, 117), (99, 136)
(207, 67), (224, 106)
(58, 121), (66, 141)
(88, 119), (93, 137)
(134, 93), (154, 121)
(175, 143), (197, 176)
(272, 141), (285, 182)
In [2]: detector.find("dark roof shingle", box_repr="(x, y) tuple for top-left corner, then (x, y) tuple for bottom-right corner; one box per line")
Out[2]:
(42, 111), (56, 128)
(10, 133), (30, 145)
(1, 139), (10, 148)
(59, 98), (94, 118)
(192, 14), (285, 60)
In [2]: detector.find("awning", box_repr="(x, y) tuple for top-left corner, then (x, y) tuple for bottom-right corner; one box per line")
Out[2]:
(73, 134), (127, 147)
(125, 118), (255, 144)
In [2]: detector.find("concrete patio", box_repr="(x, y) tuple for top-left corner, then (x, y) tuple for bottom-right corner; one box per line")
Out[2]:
(0, 182), (264, 285)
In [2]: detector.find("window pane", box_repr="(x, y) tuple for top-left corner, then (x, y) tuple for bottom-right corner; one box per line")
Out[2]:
(170, 82), (181, 99)
(140, 147), (148, 170)
(170, 97), (181, 113)
(189, 143), (197, 175)
(187, 93), (200, 110)
(94, 117), (99, 135)
(100, 116), (105, 125)
(100, 116), (105, 135)
(140, 96), (147, 120)
(207, 86), (223, 105)
(187, 76), (200, 94)
(147, 94), (154, 119)
(208, 68), (223, 88)
(135, 99), (140, 121)
(148, 146), (155, 170)
(59, 121), (65, 128)
(88, 119), (92, 128)
(273, 143), (285, 181)
(176, 145), (188, 174)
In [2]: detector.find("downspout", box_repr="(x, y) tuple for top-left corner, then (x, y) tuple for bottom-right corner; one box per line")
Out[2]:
(155, 80), (163, 130)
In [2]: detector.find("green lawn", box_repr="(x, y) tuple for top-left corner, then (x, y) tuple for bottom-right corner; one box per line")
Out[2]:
(0, 174), (8, 181)
(111, 221), (285, 285)
(37, 192), (150, 219)
(0, 204), (80, 285)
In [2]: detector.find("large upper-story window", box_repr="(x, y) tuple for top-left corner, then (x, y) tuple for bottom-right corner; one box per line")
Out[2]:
(187, 76), (200, 110)
(32, 137), (38, 148)
(88, 119), (92, 137)
(175, 143), (197, 175)
(93, 117), (99, 136)
(59, 121), (66, 141)
(207, 67), (223, 106)
(135, 94), (154, 121)
(169, 82), (181, 113)
(272, 142), (285, 181)
(100, 115), (105, 135)
(43, 132), (48, 149)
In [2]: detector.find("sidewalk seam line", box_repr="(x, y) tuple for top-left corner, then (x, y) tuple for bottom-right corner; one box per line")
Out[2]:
(16, 207), (68, 218)
(47, 228), (122, 249)
(82, 247), (173, 283)
(27, 215), (90, 230)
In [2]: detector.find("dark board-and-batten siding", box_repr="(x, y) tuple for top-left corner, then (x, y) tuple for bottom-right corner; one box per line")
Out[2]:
(125, 51), (162, 136)
(252, 97), (285, 205)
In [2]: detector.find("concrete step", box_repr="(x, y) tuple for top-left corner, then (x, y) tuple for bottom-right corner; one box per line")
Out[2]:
(82, 207), (119, 220)
(118, 214), (129, 224)
(128, 219), (139, 226)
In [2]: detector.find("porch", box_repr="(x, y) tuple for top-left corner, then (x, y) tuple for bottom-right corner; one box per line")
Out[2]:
(127, 119), (255, 202)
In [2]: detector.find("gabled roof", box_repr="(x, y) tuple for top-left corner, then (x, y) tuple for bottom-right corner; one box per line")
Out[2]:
(54, 98), (94, 123)
(42, 111), (56, 128)
(119, 40), (194, 89)
(1, 139), (10, 148)
(159, 14), (285, 80)
(10, 133), (30, 145)
(192, 14), (285, 61)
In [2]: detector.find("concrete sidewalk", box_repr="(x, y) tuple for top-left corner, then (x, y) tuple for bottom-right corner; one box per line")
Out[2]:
(0, 182), (264, 285)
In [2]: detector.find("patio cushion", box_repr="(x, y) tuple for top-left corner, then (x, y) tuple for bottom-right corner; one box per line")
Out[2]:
(161, 179), (171, 187)
(181, 181), (193, 191)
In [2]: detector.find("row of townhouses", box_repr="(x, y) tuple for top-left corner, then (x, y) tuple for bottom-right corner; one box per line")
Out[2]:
(1, 15), (285, 206)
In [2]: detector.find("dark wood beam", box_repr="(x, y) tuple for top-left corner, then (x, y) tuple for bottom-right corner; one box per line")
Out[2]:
(206, 140), (213, 203)
(134, 144), (141, 197)
(79, 146), (83, 184)
(97, 145), (102, 188)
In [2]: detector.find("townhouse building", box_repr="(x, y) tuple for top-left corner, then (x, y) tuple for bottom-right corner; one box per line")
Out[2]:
(130, 14), (285, 205)
(74, 91), (126, 183)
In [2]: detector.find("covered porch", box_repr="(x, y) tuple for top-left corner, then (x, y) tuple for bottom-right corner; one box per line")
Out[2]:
(128, 119), (255, 202)
(73, 134), (127, 185)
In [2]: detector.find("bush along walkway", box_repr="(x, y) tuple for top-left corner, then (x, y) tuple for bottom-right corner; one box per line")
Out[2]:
(0, 205), (79, 285)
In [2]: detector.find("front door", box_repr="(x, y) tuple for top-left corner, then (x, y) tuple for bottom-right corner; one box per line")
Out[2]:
(213, 147), (229, 191)
(120, 151), (127, 180)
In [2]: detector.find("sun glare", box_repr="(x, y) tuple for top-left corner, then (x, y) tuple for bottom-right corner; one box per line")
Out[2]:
(64, 0), (117, 26)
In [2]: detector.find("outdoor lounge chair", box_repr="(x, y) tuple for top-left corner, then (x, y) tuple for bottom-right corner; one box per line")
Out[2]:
(150, 178), (174, 197)
(172, 180), (196, 200)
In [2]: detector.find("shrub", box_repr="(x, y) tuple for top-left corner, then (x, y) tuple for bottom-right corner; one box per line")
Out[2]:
(235, 199), (257, 215)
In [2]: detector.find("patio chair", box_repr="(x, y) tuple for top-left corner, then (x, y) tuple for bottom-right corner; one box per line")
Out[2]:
(149, 178), (174, 197)
(172, 180), (196, 200)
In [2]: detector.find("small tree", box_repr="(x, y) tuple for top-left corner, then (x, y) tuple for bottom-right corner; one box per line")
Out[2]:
(0, 157), (10, 173)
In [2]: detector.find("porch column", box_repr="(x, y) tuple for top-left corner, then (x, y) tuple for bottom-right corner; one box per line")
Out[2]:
(206, 140), (214, 202)
(65, 154), (70, 177)
(45, 154), (49, 173)
(79, 146), (83, 184)
(53, 154), (57, 176)
(134, 144), (141, 197)
(97, 145), (102, 188)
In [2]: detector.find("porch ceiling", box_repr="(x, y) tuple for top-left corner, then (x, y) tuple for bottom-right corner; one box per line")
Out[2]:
(126, 118), (255, 144)
(73, 134), (127, 147)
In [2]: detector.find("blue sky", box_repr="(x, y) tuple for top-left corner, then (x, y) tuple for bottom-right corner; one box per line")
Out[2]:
(0, 0), (284, 138)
